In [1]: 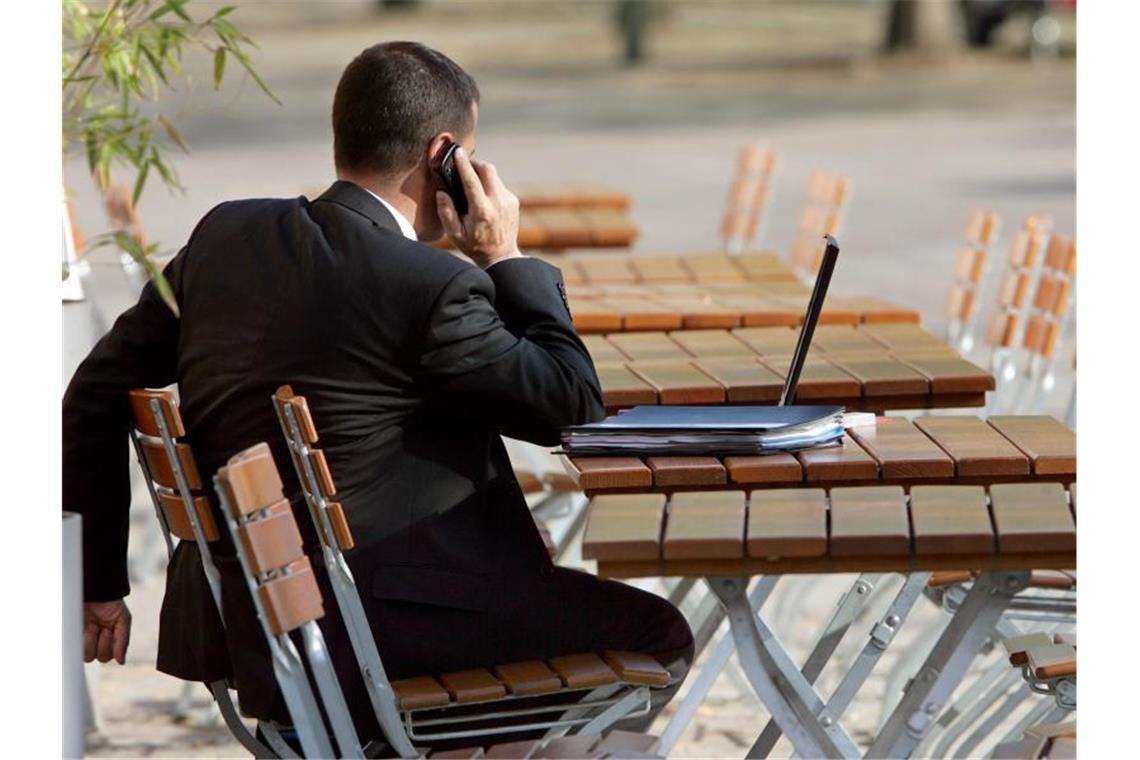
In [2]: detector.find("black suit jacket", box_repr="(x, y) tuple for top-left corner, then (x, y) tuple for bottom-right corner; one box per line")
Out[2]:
(62, 180), (605, 718)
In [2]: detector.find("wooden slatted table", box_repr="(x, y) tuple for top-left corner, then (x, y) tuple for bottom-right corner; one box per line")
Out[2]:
(563, 414), (1072, 494)
(582, 482), (1074, 578)
(565, 282), (921, 332)
(585, 325), (993, 412)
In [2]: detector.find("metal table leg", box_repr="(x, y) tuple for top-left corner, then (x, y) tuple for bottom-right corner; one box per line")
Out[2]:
(747, 573), (885, 758)
(866, 570), (1030, 759)
(657, 577), (779, 756)
(707, 577), (862, 759)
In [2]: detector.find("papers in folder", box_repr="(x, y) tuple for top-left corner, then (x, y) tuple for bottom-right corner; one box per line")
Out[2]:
(561, 405), (846, 456)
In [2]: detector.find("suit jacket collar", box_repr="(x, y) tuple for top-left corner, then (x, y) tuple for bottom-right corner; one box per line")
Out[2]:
(316, 180), (404, 236)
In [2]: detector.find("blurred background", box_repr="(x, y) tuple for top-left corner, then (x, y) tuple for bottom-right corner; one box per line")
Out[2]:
(63, 1), (1075, 756)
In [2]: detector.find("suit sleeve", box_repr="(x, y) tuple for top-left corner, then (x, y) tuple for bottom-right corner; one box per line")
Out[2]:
(62, 250), (187, 602)
(417, 257), (605, 445)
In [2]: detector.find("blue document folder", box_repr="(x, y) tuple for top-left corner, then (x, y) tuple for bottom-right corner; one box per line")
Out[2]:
(561, 405), (845, 456)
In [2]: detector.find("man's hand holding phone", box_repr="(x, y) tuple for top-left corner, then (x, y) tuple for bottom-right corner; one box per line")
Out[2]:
(435, 146), (522, 269)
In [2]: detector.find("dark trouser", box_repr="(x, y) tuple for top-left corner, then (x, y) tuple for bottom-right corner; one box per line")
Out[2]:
(321, 566), (694, 753)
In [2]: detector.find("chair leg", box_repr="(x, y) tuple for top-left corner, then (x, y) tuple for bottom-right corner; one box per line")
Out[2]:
(210, 681), (277, 758)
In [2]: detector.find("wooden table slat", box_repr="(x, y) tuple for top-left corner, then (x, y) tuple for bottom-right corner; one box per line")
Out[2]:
(723, 453), (803, 484)
(668, 329), (755, 357)
(829, 485), (911, 556)
(913, 416), (1030, 477)
(909, 485), (996, 555)
(629, 256), (691, 283)
(730, 326), (800, 356)
(646, 456), (727, 487)
(810, 325), (887, 355)
(846, 418), (955, 479)
(898, 355), (996, 395)
(581, 494), (666, 561)
(663, 491), (747, 559)
(629, 360), (726, 404)
(989, 483), (1076, 553)
(595, 363), (660, 407)
(747, 489), (828, 558)
(606, 332), (688, 362)
(568, 457), (653, 491)
(596, 299), (683, 331)
(795, 434), (880, 482)
(987, 416), (1076, 476)
(761, 357), (863, 400)
(693, 357), (785, 404)
(829, 356), (931, 397)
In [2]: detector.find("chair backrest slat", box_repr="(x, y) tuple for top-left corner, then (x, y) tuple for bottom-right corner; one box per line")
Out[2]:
(128, 388), (185, 438)
(156, 488), (219, 542)
(226, 443), (285, 515)
(140, 438), (202, 490)
(238, 500), (305, 575)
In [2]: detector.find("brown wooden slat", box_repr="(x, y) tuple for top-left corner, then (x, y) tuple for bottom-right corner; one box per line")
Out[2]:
(987, 416), (1076, 476)
(989, 483), (1076, 553)
(596, 364), (659, 407)
(655, 296), (742, 329)
(847, 418), (955, 479)
(647, 456), (727, 487)
(629, 360), (726, 404)
(913, 416), (1030, 477)
(796, 434), (880, 482)
(580, 335), (627, 363)
(716, 295), (802, 327)
(897, 355), (996, 395)
(829, 356), (930, 397)
(732, 326), (800, 355)
(669, 329), (754, 357)
(581, 493), (665, 561)
(909, 485), (995, 555)
(683, 253), (746, 282)
(859, 323), (947, 352)
(836, 296), (921, 324)
(724, 453), (802, 485)
(603, 651), (671, 687)
(810, 325), (886, 354)
(829, 486), (911, 556)
(694, 357), (785, 404)
(747, 488), (827, 558)
(568, 457), (653, 491)
(762, 357), (862, 400)
(547, 653), (619, 689)
(576, 256), (637, 283)
(392, 676), (451, 710)
(569, 301), (623, 333)
(493, 660), (564, 696)
(663, 490), (746, 559)
(606, 331), (686, 361)
(629, 255), (691, 283)
(437, 669), (507, 704)
(580, 208), (639, 247)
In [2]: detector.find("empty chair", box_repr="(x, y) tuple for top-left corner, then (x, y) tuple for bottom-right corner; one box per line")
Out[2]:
(787, 170), (851, 278)
(271, 386), (674, 755)
(126, 388), (270, 756)
(215, 442), (364, 758)
(945, 209), (1001, 351)
(720, 145), (777, 253)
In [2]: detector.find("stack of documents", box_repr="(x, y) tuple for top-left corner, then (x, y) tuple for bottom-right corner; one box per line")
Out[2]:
(561, 405), (846, 456)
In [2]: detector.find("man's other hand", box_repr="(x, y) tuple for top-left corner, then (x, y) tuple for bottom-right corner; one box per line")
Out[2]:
(84, 600), (131, 664)
(436, 146), (522, 269)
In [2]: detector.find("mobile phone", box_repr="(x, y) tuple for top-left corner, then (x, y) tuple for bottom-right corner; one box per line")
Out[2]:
(430, 138), (469, 217)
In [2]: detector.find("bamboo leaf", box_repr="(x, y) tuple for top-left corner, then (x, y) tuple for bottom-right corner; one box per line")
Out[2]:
(131, 161), (150, 207)
(212, 46), (226, 89)
(156, 113), (189, 153)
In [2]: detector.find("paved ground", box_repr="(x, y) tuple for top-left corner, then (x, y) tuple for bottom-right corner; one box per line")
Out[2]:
(65, 2), (1075, 757)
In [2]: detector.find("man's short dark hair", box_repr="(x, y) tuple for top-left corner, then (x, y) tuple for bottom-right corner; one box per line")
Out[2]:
(333, 41), (479, 175)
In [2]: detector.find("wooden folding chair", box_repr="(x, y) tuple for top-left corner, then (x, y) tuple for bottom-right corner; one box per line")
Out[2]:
(945, 209), (1001, 351)
(1011, 234), (1076, 414)
(788, 171), (851, 278)
(271, 386), (673, 755)
(982, 215), (1052, 412)
(215, 443), (364, 758)
(720, 145), (777, 253)
(126, 389), (271, 757)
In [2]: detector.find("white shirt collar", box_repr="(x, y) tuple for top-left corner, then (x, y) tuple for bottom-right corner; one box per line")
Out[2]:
(364, 188), (418, 241)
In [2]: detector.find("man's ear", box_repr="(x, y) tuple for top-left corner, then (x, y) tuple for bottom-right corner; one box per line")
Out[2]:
(426, 133), (456, 166)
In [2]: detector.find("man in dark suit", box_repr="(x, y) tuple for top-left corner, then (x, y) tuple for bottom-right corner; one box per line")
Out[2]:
(64, 41), (693, 745)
